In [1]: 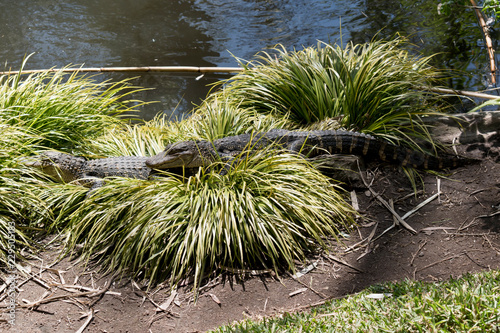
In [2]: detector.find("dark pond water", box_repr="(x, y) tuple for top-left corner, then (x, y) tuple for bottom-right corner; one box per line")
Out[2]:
(0, 0), (496, 119)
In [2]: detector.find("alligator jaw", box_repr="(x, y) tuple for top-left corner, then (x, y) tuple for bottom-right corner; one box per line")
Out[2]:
(146, 150), (200, 169)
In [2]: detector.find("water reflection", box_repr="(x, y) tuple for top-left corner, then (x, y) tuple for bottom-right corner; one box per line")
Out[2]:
(187, 0), (365, 65)
(0, 0), (495, 120)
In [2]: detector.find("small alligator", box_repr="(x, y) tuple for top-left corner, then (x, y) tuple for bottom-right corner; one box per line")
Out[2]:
(146, 129), (473, 170)
(24, 151), (152, 190)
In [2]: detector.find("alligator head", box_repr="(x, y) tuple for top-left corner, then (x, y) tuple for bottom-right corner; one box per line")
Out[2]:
(146, 140), (208, 169)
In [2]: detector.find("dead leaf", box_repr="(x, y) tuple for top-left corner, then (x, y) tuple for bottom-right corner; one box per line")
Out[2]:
(208, 293), (221, 306)
(289, 288), (308, 297)
(156, 290), (177, 312)
(292, 263), (317, 279)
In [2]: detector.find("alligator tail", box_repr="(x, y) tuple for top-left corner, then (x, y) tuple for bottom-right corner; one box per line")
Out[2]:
(319, 131), (474, 170)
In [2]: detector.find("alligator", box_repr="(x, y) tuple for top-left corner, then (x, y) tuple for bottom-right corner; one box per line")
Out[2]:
(23, 151), (153, 190)
(146, 129), (473, 170)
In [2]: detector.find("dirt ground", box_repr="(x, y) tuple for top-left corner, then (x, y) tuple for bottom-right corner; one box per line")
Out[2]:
(1, 112), (499, 333)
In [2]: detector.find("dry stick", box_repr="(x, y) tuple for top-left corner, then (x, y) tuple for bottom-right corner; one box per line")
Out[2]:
(85, 274), (118, 309)
(20, 290), (100, 308)
(401, 192), (441, 220)
(344, 221), (378, 253)
(75, 309), (94, 333)
(478, 210), (500, 218)
(389, 199), (399, 226)
(410, 240), (428, 266)
(20, 274), (117, 309)
(327, 255), (364, 273)
(458, 217), (479, 231)
(464, 251), (491, 269)
(0, 66), (244, 76)
(286, 272), (328, 299)
(415, 253), (465, 275)
(357, 223), (382, 260)
(359, 172), (417, 234)
(483, 235), (500, 254)
(470, 0), (496, 85)
(3, 63), (499, 99)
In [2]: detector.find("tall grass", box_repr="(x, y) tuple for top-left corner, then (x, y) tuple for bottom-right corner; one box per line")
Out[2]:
(0, 65), (146, 265)
(218, 38), (444, 149)
(0, 60), (144, 151)
(0, 123), (51, 265)
(58, 146), (353, 291)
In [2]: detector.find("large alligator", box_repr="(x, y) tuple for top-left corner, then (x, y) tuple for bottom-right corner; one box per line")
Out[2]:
(146, 129), (473, 170)
(24, 151), (153, 189)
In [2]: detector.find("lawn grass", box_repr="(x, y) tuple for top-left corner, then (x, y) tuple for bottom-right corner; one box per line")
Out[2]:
(213, 270), (500, 332)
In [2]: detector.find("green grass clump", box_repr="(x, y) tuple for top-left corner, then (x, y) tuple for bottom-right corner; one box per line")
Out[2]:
(216, 37), (443, 149)
(0, 59), (142, 151)
(213, 270), (500, 332)
(0, 123), (51, 265)
(87, 92), (291, 158)
(57, 146), (353, 291)
(0, 65), (145, 265)
(2, 36), (453, 292)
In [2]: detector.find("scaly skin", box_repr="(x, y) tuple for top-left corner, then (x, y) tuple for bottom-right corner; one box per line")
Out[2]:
(24, 151), (152, 188)
(146, 130), (473, 170)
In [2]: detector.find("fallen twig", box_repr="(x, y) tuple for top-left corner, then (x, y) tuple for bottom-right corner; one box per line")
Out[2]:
(422, 86), (499, 100)
(327, 255), (364, 273)
(344, 222), (378, 253)
(21, 290), (98, 309)
(414, 253), (465, 276)
(75, 309), (94, 333)
(287, 272), (328, 299)
(20, 274), (118, 309)
(483, 235), (500, 254)
(458, 217), (479, 231)
(477, 210), (500, 218)
(464, 251), (490, 269)
(359, 171), (416, 234)
(401, 192), (441, 220)
(410, 240), (428, 266)
(87, 274), (117, 309)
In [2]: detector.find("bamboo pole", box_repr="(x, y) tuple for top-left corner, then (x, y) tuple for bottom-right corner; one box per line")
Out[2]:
(423, 86), (500, 100)
(470, 0), (496, 85)
(0, 66), (244, 76)
(1, 64), (498, 100)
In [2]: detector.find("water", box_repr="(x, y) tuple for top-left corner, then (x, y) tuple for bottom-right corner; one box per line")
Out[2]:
(0, 0), (495, 119)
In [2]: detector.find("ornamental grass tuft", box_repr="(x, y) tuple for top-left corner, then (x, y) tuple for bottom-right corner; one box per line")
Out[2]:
(0, 123), (52, 265)
(0, 57), (144, 151)
(57, 145), (353, 291)
(217, 37), (444, 150)
(0, 65), (145, 265)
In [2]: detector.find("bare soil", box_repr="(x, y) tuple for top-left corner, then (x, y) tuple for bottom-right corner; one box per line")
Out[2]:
(1, 113), (499, 333)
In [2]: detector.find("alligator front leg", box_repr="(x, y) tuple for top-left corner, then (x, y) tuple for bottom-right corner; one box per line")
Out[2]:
(83, 177), (106, 197)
